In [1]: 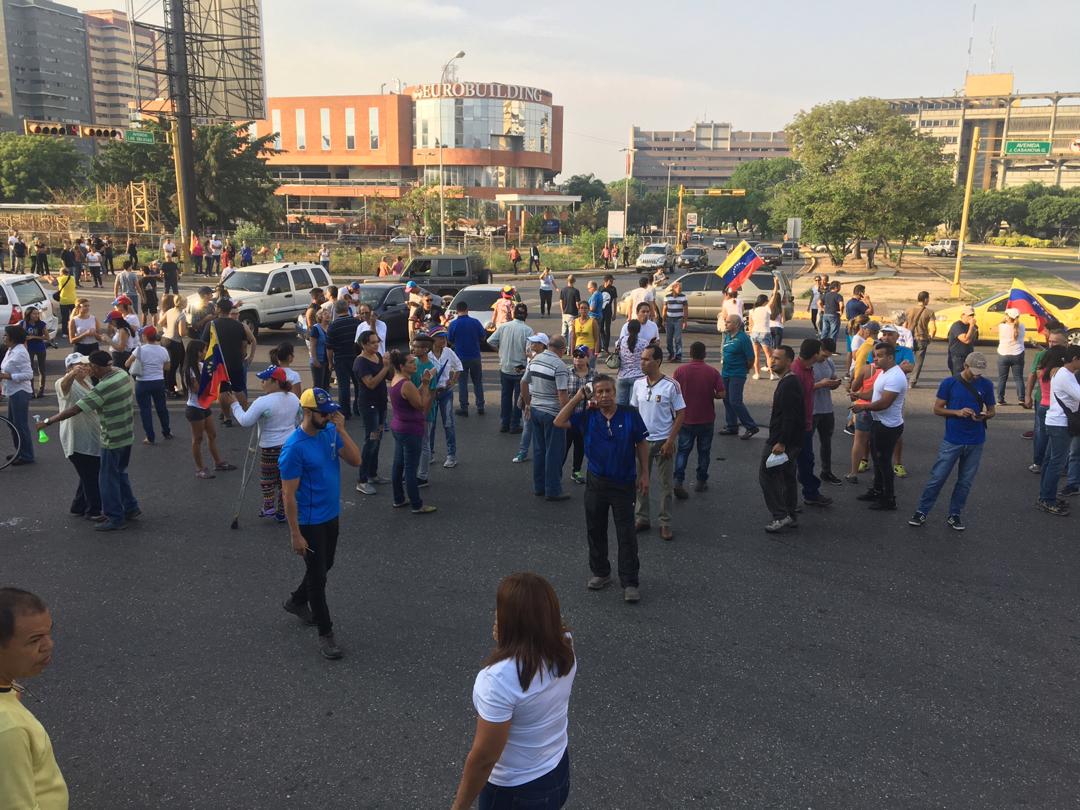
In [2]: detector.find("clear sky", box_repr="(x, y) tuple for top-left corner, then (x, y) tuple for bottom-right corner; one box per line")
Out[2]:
(75, 0), (1080, 181)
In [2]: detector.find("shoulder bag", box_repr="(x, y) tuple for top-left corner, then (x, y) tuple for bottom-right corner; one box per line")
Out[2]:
(605, 338), (622, 370)
(1054, 394), (1080, 437)
(952, 375), (991, 431)
(129, 345), (144, 378)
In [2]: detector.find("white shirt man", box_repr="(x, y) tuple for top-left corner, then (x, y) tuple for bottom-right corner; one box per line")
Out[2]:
(354, 318), (388, 352)
(210, 236), (223, 257)
(620, 307), (659, 346)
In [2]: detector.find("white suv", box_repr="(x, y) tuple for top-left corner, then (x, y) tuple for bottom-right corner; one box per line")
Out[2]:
(221, 262), (333, 336)
(1, 274), (58, 334)
(635, 243), (675, 271)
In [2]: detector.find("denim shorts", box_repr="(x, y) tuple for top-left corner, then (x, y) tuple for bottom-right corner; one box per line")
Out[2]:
(855, 410), (873, 432)
(751, 332), (773, 349)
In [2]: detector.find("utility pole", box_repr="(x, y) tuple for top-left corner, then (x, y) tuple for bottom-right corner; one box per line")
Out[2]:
(167, 0), (197, 262)
(675, 185), (685, 251)
(952, 128), (980, 298)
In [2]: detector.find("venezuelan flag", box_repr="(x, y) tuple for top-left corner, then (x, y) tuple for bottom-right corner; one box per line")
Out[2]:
(714, 240), (765, 292)
(197, 322), (231, 408)
(1007, 278), (1058, 335)
(189, 230), (199, 254)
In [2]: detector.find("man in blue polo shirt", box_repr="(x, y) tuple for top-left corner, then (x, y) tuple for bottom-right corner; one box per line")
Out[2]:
(448, 300), (486, 417)
(908, 352), (995, 531)
(555, 374), (650, 603)
(279, 387), (361, 660)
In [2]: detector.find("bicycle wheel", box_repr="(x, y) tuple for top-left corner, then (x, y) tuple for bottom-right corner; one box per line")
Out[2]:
(0, 415), (21, 471)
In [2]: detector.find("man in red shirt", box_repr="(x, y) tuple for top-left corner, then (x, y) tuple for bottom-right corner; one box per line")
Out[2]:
(793, 338), (832, 507)
(672, 341), (725, 497)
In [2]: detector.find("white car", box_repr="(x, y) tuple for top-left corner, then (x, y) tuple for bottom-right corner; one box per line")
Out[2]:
(0, 274), (57, 334)
(220, 262), (333, 337)
(712, 238), (727, 250)
(389, 235), (415, 246)
(635, 243), (675, 271)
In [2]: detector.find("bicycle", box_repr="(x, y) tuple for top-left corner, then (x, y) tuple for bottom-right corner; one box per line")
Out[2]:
(0, 414), (23, 470)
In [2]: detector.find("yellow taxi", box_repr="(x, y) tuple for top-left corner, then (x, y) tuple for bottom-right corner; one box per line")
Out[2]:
(934, 286), (1080, 345)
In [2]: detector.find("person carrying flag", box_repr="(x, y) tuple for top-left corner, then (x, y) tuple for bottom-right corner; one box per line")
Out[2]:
(714, 240), (765, 294)
(279, 388), (361, 660)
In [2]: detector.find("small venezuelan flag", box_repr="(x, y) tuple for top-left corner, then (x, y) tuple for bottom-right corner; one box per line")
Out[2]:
(1007, 278), (1057, 335)
(714, 240), (765, 292)
(197, 322), (231, 408)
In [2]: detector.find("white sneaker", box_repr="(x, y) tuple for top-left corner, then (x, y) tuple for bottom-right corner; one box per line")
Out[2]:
(769, 372), (778, 381)
(752, 372), (760, 380)
(760, 366), (769, 373)
(443, 455), (458, 468)
(355, 482), (376, 495)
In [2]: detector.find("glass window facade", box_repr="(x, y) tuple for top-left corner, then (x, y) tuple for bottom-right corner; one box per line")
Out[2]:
(369, 107), (379, 150)
(420, 165), (545, 189)
(345, 107), (355, 150)
(270, 110), (281, 150)
(320, 107), (331, 150)
(413, 98), (551, 153)
(295, 109), (306, 150)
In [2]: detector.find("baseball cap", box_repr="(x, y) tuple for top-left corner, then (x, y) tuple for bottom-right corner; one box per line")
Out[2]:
(529, 332), (550, 346)
(863, 321), (881, 334)
(1005, 307), (1020, 319)
(961, 305), (976, 316)
(107, 309), (125, 322)
(406, 281), (418, 289)
(573, 344), (591, 357)
(349, 281), (361, 290)
(139, 325), (158, 340)
(412, 331), (434, 344)
(428, 326), (448, 339)
(299, 387), (341, 414)
(256, 365), (288, 382)
(880, 324), (899, 334)
(964, 351), (988, 371)
(64, 352), (90, 368)
(114, 295), (132, 306)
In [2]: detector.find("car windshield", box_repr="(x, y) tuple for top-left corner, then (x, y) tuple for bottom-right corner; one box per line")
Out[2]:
(643, 246), (667, 254)
(223, 271), (270, 292)
(11, 279), (46, 306)
(972, 292), (1005, 308)
(355, 287), (391, 307)
(453, 290), (501, 312)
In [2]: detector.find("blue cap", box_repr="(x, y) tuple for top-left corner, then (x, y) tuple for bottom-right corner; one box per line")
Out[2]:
(299, 387), (341, 414)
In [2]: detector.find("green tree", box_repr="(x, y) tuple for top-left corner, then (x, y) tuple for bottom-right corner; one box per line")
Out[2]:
(561, 173), (610, 205)
(1025, 195), (1080, 244)
(727, 157), (800, 235)
(0, 133), (84, 203)
(785, 98), (912, 175)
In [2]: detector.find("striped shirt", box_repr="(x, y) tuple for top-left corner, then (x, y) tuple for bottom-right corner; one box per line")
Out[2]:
(522, 350), (569, 415)
(664, 293), (687, 320)
(76, 370), (135, 449)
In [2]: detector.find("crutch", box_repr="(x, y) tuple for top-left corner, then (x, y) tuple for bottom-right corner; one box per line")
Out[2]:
(230, 422), (261, 530)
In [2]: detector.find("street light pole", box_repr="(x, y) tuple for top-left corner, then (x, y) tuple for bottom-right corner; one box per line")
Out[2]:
(952, 128), (980, 298)
(662, 163), (672, 242)
(439, 50), (465, 253)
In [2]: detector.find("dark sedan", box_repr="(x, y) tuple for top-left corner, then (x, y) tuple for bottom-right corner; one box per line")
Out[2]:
(675, 247), (709, 270)
(755, 244), (783, 267)
(352, 283), (417, 345)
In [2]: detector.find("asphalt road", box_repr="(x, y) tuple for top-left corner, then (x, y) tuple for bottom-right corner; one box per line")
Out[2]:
(917, 251), (1080, 288)
(3, 279), (1078, 808)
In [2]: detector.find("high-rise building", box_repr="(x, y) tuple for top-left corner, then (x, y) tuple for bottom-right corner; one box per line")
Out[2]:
(0, 0), (91, 132)
(629, 122), (789, 194)
(83, 9), (163, 128)
(886, 74), (1080, 190)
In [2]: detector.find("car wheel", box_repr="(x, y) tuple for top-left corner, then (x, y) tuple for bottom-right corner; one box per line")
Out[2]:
(239, 311), (259, 338)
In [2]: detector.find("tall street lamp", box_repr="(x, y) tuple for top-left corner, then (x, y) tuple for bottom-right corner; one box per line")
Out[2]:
(439, 50), (465, 252)
(662, 163), (673, 241)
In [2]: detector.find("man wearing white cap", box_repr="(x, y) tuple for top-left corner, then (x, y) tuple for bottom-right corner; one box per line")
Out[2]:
(996, 307), (1026, 405)
(947, 306), (979, 376)
(54, 353), (102, 520)
(520, 333), (570, 500)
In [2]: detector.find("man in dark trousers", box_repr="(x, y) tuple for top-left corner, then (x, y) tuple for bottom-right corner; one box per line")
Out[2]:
(759, 345), (804, 533)
(529, 243), (541, 273)
(200, 298), (251, 407)
(555, 374), (649, 604)
(324, 299), (361, 419)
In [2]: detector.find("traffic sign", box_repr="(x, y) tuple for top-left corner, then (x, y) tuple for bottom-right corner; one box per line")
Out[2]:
(786, 217), (803, 240)
(685, 213), (698, 227)
(1005, 140), (1051, 155)
(607, 211), (625, 240)
(124, 130), (155, 145)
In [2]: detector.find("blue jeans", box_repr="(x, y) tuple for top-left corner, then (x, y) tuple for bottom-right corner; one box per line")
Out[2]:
(479, 748), (570, 810)
(357, 404), (384, 483)
(429, 390), (457, 458)
(796, 428), (821, 498)
(531, 409), (566, 497)
(135, 379), (171, 442)
(333, 355), (356, 417)
(6, 389), (33, 462)
(1068, 436), (1080, 488)
(99, 445), (138, 527)
(996, 353), (1025, 402)
(1033, 403), (1050, 466)
(391, 429), (423, 508)
(1039, 425), (1072, 503)
(518, 417), (533, 457)
(674, 422), (713, 483)
(457, 357), (485, 412)
(820, 313), (840, 342)
(916, 439), (984, 516)
(499, 371), (523, 430)
(721, 375), (757, 430)
(615, 376), (638, 406)
(666, 318), (684, 359)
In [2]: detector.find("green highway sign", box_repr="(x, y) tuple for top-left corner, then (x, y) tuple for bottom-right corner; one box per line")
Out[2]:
(124, 130), (155, 145)
(1005, 140), (1051, 155)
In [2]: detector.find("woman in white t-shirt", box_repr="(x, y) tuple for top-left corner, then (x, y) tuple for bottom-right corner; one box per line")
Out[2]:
(269, 341), (303, 396)
(1038, 345), (1080, 512)
(221, 365), (300, 521)
(996, 307), (1026, 405)
(747, 294), (775, 380)
(126, 325), (173, 444)
(452, 573), (576, 810)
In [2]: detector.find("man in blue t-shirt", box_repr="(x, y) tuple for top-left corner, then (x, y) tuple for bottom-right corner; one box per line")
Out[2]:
(909, 352), (995, 531)
(448, 300), (487, 416)
(555, 374), (650, 603)
(279, 387), (360, 660)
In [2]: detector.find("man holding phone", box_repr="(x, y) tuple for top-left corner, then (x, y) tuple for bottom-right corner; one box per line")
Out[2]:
(908, 352), (995, 531)
(279, 388), (361, 660)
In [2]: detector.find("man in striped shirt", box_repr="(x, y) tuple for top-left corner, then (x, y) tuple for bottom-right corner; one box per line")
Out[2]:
(520, 334), (571, 500)
(41, 351), (140, 532)
(663, 281), (689, 362)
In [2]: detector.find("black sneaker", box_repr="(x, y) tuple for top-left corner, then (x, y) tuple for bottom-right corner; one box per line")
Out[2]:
(908, 512), (927, 527)
(843, 425), (855, 436)
(455, 408), (468, 417)
(739, 427), (759, 440)
(283, 599), (315, 625)
(125, 508), (142, 520)
(822, 472), (842, 486)
(1059, 484), (1080, 498)
(1038, 499), (1070, 516)
(717, 427), (738, 436)
(946, 514), (966, 531)
(417, 478), (430, 488)
(855, 490), (882, 502)
(804, 494), (833, 507)
(319, 634), (343, 660)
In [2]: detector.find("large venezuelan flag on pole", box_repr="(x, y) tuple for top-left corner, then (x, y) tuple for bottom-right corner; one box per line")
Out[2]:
(714, 240), (765, 292)
(1007, 278), (1057, 334)
(197, 322), (231, 407)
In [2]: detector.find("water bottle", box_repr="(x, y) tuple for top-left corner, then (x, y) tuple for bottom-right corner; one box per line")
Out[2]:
(33, 415), (49, 444)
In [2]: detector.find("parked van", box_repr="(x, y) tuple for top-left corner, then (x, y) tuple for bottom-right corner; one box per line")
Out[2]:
(222, 262), (332, 336)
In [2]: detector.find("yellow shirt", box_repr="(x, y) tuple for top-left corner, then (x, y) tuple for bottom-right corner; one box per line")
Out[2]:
(0, 688), (69, 810)
(573, 317), (598, 352)
(57, 274), (77, 306)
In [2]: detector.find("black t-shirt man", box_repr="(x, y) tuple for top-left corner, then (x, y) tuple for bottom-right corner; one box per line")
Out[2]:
(161, 259), (179, 287)
(417, 304), (444, 329)
(602, 282), (618, 317)
(201, 316), (248, 386)
(947, 320), (978, 368)
(822, 290), (843, 316)
(559, 284), (581, 315)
